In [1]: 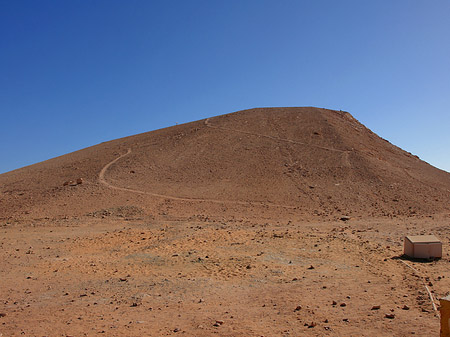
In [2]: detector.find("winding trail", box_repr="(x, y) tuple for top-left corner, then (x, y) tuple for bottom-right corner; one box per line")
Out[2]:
(204, 118), (349, 153)
(99, 148), (297, 209)
(98, 116), (353, 208)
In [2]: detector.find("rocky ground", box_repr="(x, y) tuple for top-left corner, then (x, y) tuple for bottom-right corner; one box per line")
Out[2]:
(1, 213), (449, 336)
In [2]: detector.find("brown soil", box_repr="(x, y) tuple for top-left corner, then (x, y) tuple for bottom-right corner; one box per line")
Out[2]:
(1, 107), (450, 336)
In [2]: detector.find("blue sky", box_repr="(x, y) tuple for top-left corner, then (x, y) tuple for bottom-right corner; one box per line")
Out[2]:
(1, 0), (449, 174)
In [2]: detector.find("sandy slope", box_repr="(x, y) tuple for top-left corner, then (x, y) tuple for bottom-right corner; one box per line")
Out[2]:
(1, 107), (450, 221)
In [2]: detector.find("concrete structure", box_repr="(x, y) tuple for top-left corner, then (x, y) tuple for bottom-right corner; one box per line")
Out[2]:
(404, 235), (442, 259)
(441, 295), (450, 337)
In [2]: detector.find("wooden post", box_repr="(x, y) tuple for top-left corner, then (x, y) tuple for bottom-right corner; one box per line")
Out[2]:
(441, 295), (450, 337)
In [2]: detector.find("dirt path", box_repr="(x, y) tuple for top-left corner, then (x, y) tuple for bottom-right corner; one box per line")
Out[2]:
(97, 116), (355, 209)
(98, 148), (297, 209)
(204, 117), (349, 153)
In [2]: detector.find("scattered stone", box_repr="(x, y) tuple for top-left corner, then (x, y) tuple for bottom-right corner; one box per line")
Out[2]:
(340, 303), (346, 307)
(307, 265), (315, 270)
(63, 179), (83, 187)
(173, 328), (180, 332)
(294, 305), (302, 311)
(371, 305), (381, 310)
(402, 305), (410, 310)
(119, 278), (127, 282)
(332, 301), (337, 306)
(343, 318), (349, 322)
(307, 322), (317, 328)
(385, 313), (395, 319)
(213, 320), (224, 327)
(340, 216), (351, 222)
(0, 313), (6, 318)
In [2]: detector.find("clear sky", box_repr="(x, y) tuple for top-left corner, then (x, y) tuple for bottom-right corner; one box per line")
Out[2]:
(1, 0), (449, 174)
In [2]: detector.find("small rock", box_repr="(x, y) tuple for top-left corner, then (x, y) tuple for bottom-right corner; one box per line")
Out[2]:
(340, 216), (351, 222)
(173, 328), (180, 332)
(371, 305), (381, 310)
(294, 306), (302, 311)
(0, 313), (6, 318)
(340, 303), (346, 307)
(402, 305), (410, 310)
(213, 320), (224, 327)
(308, 322), (316, 328)
(307, 265), (315, 270)
(385, 313), (395, 319)
(332, 301), (337, 305)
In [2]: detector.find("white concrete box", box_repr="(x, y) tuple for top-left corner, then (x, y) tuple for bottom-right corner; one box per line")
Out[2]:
(404, 235), (442, 259)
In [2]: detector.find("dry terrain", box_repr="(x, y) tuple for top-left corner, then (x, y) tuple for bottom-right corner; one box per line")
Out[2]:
(1, 107), (450, 336)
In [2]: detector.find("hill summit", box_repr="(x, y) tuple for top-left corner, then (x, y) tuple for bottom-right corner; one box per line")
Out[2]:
(1, 107), (450, 221)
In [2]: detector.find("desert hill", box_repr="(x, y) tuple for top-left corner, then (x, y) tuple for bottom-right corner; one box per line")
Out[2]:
(1, 107), (450, 221)
(2, 107), (450, 336)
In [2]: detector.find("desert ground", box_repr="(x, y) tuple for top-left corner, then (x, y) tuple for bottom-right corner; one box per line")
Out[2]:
(1, 108), (450, 336)
(1, 214), (450, 336)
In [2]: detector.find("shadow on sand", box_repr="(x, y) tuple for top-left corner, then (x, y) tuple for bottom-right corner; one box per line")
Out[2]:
(391, 254), (441, 264)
